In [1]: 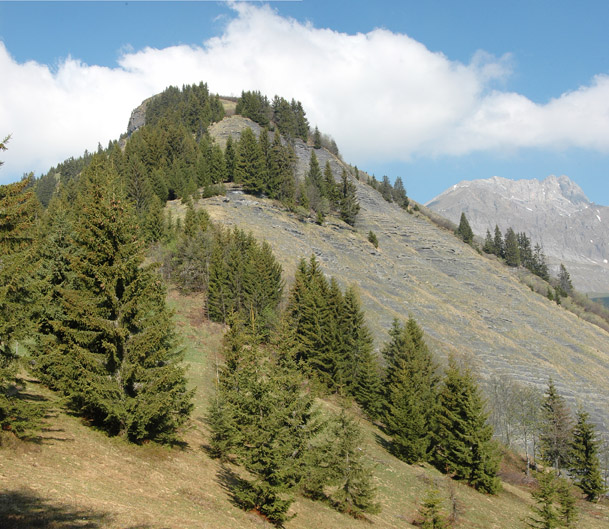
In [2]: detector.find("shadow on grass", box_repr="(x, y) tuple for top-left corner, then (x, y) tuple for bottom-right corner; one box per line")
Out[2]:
(215, 465), (248, 511)
(0, 489), (153, 529)
(373, 431), (393, 454)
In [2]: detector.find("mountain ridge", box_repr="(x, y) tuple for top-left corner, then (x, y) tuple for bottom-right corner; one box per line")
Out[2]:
(426, 174), (609, 293)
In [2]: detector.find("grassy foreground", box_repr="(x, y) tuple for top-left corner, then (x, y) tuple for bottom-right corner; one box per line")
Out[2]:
(1, 290), (607, 529)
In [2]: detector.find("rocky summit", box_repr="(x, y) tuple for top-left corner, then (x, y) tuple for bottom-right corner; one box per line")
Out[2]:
(426, 175), (609, 294)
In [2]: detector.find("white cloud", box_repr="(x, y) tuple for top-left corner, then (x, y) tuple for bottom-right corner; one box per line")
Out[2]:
(1, 3), (609, 183)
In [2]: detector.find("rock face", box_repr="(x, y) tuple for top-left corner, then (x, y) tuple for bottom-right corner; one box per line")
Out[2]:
(166, 127), (609, 432)
(426, 175), (609, 293)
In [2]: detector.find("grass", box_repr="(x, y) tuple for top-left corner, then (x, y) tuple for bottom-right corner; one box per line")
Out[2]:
(1, 289), (608, 529)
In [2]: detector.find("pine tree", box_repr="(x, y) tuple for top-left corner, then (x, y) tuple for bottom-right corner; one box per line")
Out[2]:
(539, 378), (572, 473)
(382, 318), (438, 463)
(569, 408), (606, 501)
(431, 357), (500, 493)
(224, 135), (236, 182)
(456, 212), (474, 244)
(34, 156), (193, 442)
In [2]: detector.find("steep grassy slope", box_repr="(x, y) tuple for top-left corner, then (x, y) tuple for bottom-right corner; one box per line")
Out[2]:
(165, 135), (609, 432)
(2, 290), (608, 529)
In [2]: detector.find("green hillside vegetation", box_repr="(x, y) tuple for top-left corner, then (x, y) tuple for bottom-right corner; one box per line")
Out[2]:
(1, 83), (609, 528)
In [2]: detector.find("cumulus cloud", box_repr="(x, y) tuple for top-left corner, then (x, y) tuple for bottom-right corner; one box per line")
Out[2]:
(1, 3), (609, 183)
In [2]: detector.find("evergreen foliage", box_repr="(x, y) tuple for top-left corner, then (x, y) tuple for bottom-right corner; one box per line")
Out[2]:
(146, 83), (224, 136)
(33, 156), (193, 443)
(417, 487), (449, 529)
(526, 471), (578, 529)
(367, 230), (378, 248)
(234, 128), (264, 193)
(557, 264), (573, 296)
(539, 379), (572, 473)
(209, 337), (321, 526)
(456, 212), (474, 244)
(341, 286), (382, 417)
(382, 318), (438, 463)
(0, 176), (44, 435)
(326, 410), (380, 517)
(431, 357), (500, 493)
(338, 169), (360, 226)
(504, 227), (521, 266)
(569, 409), (606, 501)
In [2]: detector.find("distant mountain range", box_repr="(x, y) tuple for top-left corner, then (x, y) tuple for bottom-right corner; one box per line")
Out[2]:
(426, 175), (609, 294)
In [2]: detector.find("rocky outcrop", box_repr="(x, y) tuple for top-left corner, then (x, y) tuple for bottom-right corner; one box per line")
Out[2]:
(426, 175), (609, 293)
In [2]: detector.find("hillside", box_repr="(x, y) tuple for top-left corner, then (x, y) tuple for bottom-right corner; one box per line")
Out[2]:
(160, 121), (609, 433)
(2, 289), (608, 529)
(425, 175), (609, 294)
(4, 90), (609, 528)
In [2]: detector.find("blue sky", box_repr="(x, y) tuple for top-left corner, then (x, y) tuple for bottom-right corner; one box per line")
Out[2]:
(1, 1), (608, 205)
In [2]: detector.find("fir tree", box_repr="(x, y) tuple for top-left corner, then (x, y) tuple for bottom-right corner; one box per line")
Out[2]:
(382, 318), (438, 463)
(539, 378), (572, 473)
(569, 408), (606, 501)
(431, 357), (500, 493)
(34, 155), (193, 442)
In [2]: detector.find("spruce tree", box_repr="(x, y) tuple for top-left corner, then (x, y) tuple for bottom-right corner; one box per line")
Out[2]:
(456, 212), (474, 244)
(211, 340), (321, 526)
(431, 357), (500, 493)
(493, 225), (504, 257)
(483, 229), (495, 254)
(339, 170), (360, 226)
(382, 318), (438, 463)
(539, 378), (572, 473)
(557, 264), (573, 296)
(504, 227), (520, 266)
(328, 409), (380, 517)
(235, 128), (264, 193)
(569, 409), (605, 501)
(34, 155), (193, 442)
(418, 487), (449, 529)
(341, 286), (382, 417)
(0, 176), (44, 435)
